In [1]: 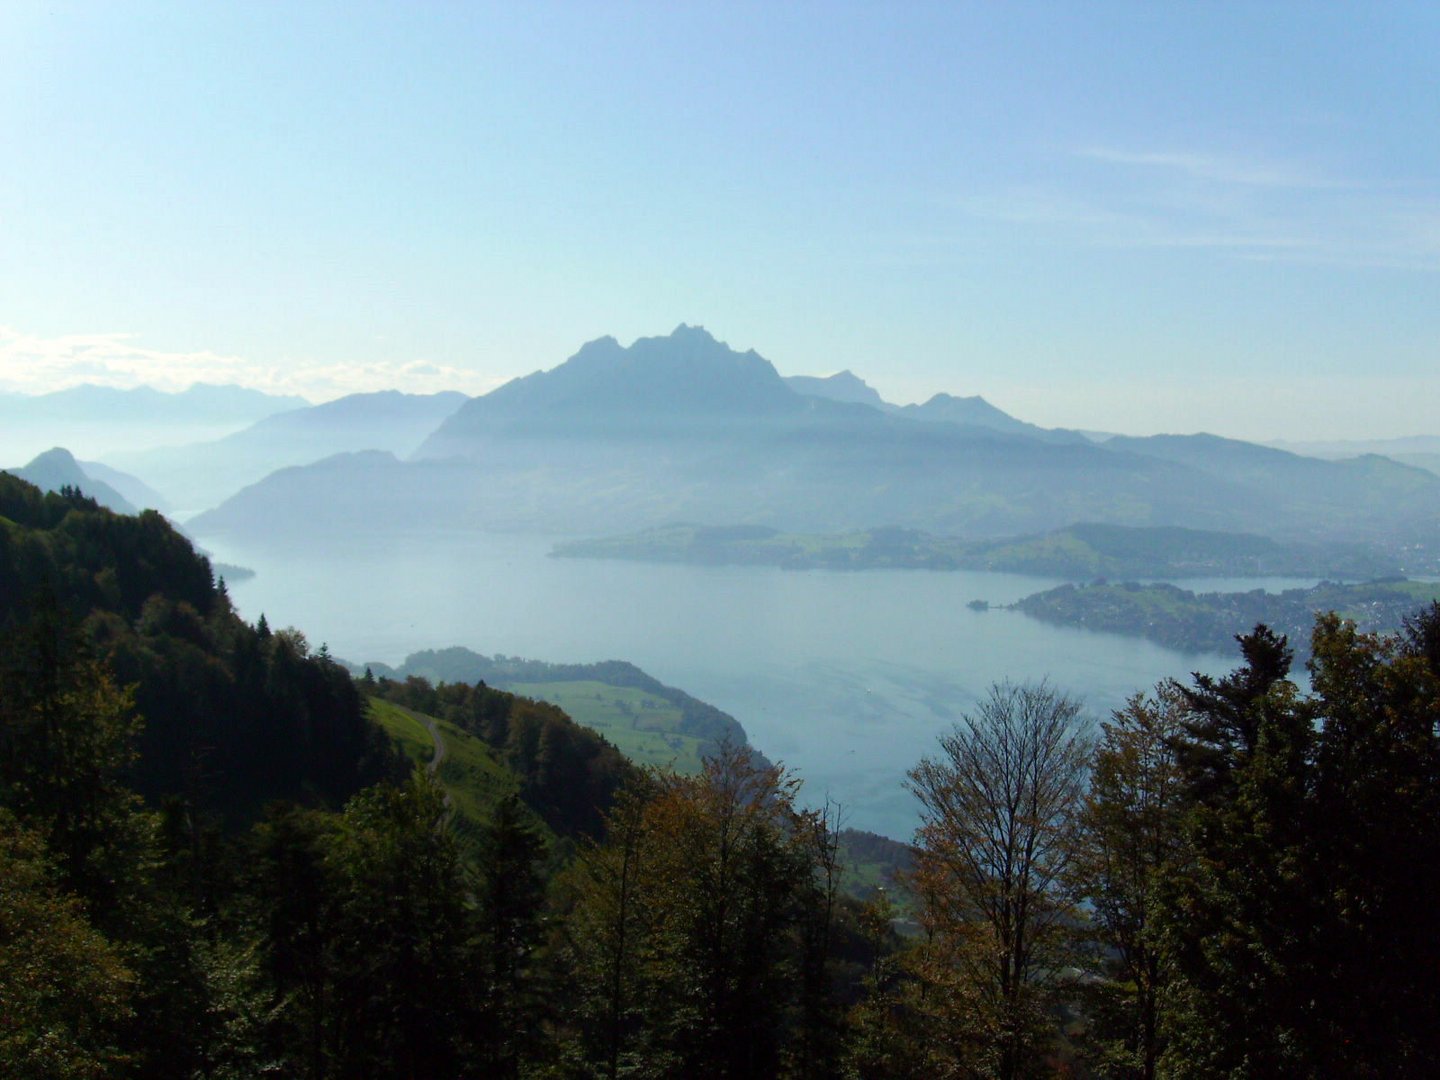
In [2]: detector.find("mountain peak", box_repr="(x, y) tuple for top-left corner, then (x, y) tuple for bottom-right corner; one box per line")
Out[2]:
(6, 447), (138, 515)
(924, 392), (991, 408)
(669, 323), (715, 341)
(28, 446), (80, 468)
(786, 370), (887, 409)
(416, 327), (801, 457)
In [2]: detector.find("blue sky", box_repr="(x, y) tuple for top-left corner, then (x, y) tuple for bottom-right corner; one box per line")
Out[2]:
(2, 2), (1437, 439)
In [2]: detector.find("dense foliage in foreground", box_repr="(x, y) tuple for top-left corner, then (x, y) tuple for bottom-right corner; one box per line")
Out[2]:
(2, 472), (1439, 1077)
(874, 611), (1440, 1079)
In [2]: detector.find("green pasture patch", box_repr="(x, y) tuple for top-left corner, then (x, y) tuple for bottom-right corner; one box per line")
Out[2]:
(503, 679), (709, 773)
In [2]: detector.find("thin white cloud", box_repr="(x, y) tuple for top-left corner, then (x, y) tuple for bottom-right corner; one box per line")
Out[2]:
(1076, 147), (1352, 190)
(0, 327), (508, 399)
(953, 148), (1440, 271)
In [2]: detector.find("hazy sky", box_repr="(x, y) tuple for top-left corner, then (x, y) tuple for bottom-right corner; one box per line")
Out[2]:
(3, 2), (1437, 440)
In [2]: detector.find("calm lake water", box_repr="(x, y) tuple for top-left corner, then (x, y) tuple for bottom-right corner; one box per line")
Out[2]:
(208, 531), (1306, 839)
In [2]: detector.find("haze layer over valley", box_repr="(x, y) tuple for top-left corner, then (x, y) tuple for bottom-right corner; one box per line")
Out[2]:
(155, 325), (1440, 563)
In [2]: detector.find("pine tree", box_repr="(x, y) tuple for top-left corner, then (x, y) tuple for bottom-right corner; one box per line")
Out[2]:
(472, 790), (550, 1078)
(328, 772), (471, 1077)
(1159, 626), (1319, 1076)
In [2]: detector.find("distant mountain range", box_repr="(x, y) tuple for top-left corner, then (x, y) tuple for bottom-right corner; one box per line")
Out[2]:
(0, 382), (308, 423)
(110, 390), (468, 512)
(0, 382), (307, 462)
(1267, 435), (1440, 478)
(785, 370), (1083, 444)
(784, 370), (887, 408)
(184, 326), (1440, 562)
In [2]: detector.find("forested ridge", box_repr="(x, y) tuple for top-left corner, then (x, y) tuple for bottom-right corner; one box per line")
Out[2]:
(0, 473), (402, 818)
(553, 521), (1400, 580)
(3, 470), (1439, 1077)
(1011, 576), (1440, 658)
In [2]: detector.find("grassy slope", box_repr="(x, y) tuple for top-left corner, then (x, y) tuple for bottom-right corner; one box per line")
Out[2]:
(371, 696), (917, 906)
(504, 679), (709, 774)
(370, 697), (433, 763)
(367, 697), (553, 861)
(835, 828), (917, 914)
(837, 845), (907, 907)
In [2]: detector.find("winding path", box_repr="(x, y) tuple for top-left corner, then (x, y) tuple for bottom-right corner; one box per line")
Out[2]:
(423, 714), (448, 775)
(419, 712), (455, 819)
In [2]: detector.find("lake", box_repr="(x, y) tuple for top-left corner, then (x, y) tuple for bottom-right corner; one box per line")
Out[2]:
(208, 531), (1300, 839)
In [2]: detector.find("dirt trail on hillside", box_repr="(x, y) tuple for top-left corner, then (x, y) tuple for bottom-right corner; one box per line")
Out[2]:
(420, 713), (455, 818)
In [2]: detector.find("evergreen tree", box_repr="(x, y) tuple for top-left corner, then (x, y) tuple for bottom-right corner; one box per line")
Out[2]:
(0, 595), (147, 908)
(842, 890), (933, 1080)
(325, 772), (472, 1078)
(472, 791), (550, 1078)
(1303, 609), (1440, 1075)
(1159, 627), (1321, 1076)
(556, 783), (655, 1079)
(560, 746), (840, 1079)
(251, 803), (336, 1078)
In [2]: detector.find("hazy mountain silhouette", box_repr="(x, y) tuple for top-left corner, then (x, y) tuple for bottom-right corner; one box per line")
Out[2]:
(78, 458), (171, 512)
(4, 382), (307, 423)
(1267, 435), (1440, 477)
(1108, 433), (1439, 519)
(187, 327), (1440, 548)
(418, 325), (797, 454)
(785, 370), (888, 409)
(0, 382), (308, 462)
(113, 390), (468, 512)
(894, 393), (1085, 444)
(5, 447), (140, 514)
(785, 371), (1083, 444)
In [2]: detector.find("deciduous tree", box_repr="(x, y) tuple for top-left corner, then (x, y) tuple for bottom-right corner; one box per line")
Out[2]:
(906, 680), (1091, 1079)
(1067, 687), (1187, 1079)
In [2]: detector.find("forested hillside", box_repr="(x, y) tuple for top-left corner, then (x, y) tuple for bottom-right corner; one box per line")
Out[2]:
(0, 472), (401, 819)
(366, 672), (637, 843)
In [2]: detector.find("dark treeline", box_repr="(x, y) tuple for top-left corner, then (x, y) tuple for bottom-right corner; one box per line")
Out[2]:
(0, 474), (401, 819)
(3, 470), (1440, 1077)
